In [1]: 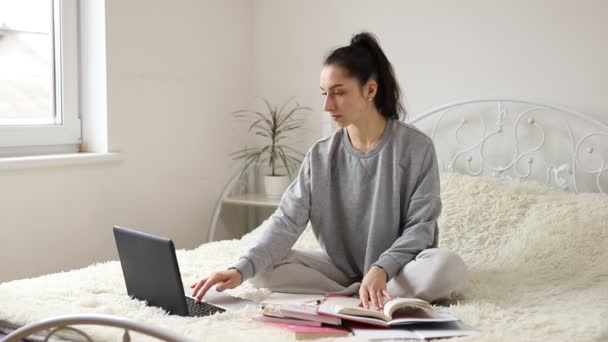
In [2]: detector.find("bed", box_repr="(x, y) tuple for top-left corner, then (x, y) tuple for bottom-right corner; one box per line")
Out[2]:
(1, 98), (607, 341)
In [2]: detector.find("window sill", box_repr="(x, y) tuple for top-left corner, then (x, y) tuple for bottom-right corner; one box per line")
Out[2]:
(0, 152), (122, 171)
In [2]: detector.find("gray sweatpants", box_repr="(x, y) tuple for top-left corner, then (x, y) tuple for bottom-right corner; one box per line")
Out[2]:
(249, 248), (468, 303)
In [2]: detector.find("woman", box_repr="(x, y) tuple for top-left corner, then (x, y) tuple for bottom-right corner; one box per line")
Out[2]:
(192, 32), (467, 310)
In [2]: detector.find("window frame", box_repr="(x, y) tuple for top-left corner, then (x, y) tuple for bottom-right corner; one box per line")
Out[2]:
(0, 0), (81, 151)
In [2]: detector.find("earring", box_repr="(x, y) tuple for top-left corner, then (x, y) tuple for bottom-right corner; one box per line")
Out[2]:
(368, 97), (373, 102)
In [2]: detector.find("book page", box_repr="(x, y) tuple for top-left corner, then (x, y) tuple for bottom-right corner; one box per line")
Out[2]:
(388, 311), (458, 326)
(319, 296), (389, 321)
(383, 297), (432, 318)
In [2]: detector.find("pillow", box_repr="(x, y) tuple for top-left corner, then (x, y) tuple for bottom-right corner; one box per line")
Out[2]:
(438, 172), (607, 277)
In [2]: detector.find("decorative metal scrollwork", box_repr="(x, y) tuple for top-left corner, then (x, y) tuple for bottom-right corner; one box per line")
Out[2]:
(410, 99), (608, 194)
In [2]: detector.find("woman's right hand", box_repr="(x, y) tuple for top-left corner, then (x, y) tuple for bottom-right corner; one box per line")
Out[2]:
(190, 268), (243, 302)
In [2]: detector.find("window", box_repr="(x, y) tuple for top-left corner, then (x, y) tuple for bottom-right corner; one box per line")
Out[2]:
(0, 0), (80, 156)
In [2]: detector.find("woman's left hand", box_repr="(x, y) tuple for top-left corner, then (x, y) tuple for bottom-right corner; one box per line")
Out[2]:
(359, 266), (393, 310)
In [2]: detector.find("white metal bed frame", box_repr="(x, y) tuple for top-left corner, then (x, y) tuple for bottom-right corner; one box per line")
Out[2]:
(409, 98), (607, 194)
(1, 314), (192, 342)
(4, 98), (607, 342)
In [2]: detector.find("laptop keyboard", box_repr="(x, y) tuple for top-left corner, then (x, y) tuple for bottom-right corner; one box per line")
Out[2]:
(186, 296), (226, 317)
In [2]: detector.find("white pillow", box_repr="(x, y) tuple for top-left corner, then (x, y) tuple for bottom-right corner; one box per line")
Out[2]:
(438, 172), (608, 279)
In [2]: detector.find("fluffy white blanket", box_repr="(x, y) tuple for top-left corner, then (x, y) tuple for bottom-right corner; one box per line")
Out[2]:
(1, 173), (607, 341)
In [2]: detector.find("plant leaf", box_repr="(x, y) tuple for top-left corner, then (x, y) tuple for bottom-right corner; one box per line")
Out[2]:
(247, 118), (265, 132)
(233, 109), (273, 128)
(275, 120), (305, 136)
(277, 97), (296, 119)
(238, 151), (263, 178)
(286, 154), (303, 164)
(229, 147), (261, 158)
(276, 147), (294, 179)
(275, 124), (304, 136)
(261, 98), (275, 118)
(230, 151), (259, 161)
(277, 104), (312, 127)
(256, 131), (271, 139)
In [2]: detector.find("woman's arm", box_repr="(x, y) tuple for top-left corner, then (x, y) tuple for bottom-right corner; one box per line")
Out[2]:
(192, 152), (313, 301)
(231, 151), (313, 281)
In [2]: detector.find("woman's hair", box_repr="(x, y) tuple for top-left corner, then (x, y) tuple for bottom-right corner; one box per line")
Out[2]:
(324, 32), (406, 120)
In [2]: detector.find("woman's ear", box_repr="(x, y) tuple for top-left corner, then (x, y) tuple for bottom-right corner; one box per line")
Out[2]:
(365, 79), (378, 100)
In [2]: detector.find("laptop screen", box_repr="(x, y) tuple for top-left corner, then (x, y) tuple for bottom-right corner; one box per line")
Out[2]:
(113, 226), (189, 316)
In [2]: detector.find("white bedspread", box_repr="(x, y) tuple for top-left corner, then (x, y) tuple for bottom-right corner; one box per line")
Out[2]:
(1, 173), (607, 341)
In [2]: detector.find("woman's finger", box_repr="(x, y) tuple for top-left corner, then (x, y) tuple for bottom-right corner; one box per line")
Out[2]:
(195, 274), (221, 302)
(193, 276), (216, 302)
(191, 278), (207, 298)
(369, 288), (380, 310)
(359, 286), (370, 309)
(377, 289), (386, 309)
(382, 290), (394, 301)
(190, 278), (206, 289)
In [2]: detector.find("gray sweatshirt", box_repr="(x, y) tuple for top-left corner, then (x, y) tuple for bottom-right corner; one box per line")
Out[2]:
(232, 118), (441, 282)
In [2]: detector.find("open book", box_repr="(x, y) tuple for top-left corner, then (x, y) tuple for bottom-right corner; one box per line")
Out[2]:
(317, 295), (458, 327)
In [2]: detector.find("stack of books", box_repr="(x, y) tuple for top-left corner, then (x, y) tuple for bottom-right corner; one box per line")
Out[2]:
(255, 303), (342, 326)
(253, 303), (349, 339)
(253, 294), (477, 340)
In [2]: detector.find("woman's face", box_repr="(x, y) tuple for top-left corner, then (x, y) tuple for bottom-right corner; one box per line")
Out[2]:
(320, 64), (376, 128)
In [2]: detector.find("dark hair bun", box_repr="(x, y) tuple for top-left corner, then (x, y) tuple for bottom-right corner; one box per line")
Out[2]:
(350, 32), (377, 47)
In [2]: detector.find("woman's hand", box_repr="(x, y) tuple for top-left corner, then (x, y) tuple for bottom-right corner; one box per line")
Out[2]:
(190, 268), (242, 302)
(359, 266), (393, 310)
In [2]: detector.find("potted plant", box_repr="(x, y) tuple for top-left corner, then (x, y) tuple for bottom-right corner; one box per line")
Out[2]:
(230, 98), (311, 197)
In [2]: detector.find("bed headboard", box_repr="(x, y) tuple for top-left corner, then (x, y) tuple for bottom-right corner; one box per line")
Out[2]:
(408, 98), (608, 194)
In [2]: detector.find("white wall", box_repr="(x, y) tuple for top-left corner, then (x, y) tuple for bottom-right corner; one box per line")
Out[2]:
(0, 0), (252, 282)
(251, 0), (608, 150)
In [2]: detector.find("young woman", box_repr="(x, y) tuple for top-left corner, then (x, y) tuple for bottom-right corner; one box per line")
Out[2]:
(192, 32), (467, 310)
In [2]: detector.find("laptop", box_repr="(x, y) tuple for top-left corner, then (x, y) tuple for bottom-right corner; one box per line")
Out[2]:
(113, 226), (255, 317)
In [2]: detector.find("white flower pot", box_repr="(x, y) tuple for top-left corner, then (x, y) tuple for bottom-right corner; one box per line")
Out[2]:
(263, 175), (291, 197)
